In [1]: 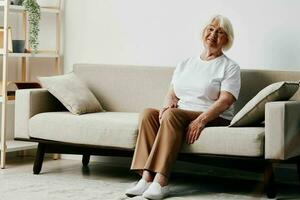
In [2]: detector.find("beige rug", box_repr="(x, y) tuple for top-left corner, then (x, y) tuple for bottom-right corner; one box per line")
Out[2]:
(0, 157), (298, 200)
(0, 172), (265, 200)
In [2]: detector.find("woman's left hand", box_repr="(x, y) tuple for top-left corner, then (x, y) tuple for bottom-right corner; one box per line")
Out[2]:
(186, 117), (206, 144)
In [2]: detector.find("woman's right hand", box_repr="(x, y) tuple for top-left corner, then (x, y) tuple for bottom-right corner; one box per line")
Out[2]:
(159, 85), (179, 124)
(159, 107), (168, 124)
(159, 102), (177, 124)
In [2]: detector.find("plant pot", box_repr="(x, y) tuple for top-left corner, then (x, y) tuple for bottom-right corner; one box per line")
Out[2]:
(12, 40), (25, 53)
(10, 0), (23, 5)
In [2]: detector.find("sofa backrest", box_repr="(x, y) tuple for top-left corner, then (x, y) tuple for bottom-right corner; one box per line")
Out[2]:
(236, 69), (300, 113)
(74, 64), (174, 112)
(74, 64), (300, 114)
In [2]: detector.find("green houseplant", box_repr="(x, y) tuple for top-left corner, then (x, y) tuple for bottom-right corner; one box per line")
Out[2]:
(22, 0), (41, 53)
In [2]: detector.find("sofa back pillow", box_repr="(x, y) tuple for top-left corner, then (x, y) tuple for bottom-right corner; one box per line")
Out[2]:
(229, 81), (299, 127)
(39, 73), (104, 115)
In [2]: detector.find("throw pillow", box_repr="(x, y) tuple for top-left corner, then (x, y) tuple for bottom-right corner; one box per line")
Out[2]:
(39, 73), (104, 115)
(229, 81), (299, 127)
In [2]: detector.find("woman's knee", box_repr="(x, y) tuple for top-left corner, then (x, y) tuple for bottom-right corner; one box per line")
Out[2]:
(161, 108), (178, 121)
(139, 108), (159, 122)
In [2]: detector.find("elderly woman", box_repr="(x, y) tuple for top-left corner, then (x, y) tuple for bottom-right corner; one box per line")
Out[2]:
(126, 15), (241, 199)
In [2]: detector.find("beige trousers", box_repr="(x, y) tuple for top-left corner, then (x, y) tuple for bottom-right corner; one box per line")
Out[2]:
(130, 108), (230, 177)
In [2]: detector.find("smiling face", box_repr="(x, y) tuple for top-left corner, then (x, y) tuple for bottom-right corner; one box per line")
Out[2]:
(202, 19), (228, 51)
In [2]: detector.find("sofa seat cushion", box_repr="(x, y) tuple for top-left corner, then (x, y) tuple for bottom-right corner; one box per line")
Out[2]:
(29, 112), (264, 157)
(181, 127), (265, 157)
(29, 112), (139, 149)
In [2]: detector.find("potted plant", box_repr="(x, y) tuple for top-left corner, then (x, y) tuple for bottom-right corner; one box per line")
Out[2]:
(22, 0), (41, 53)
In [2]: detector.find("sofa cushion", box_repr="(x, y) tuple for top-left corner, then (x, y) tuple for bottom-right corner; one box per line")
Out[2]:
(230, 81), (299, 127)
(39, 73), (104, 115)
(29, 112), (264, 157)
(181, 127), (265, 157)
(29, 112), (139, 149)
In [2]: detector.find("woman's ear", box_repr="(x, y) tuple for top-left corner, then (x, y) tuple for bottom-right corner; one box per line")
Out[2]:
(222, 35), (229, 49)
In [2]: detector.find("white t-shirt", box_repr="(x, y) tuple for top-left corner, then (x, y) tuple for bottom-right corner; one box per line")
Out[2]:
(171, 55), (241, 120)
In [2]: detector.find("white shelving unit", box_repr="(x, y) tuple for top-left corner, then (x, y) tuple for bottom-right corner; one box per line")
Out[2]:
(0, 0), (62, 168)
(1, 4), (60, 13)
(1, 140), (37, 152)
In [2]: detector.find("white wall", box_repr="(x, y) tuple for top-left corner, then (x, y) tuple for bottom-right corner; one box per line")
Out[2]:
(62, 0), (300, 164)
(64, 0), (300, 72)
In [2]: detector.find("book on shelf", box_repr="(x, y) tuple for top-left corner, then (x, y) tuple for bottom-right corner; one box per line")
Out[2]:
(0, 81), (42, 100)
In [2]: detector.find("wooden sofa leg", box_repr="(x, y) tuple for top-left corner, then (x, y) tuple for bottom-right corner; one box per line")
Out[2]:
(82, 154), (90, 167)
(264, 162), (277, 199)
(33, 143), (46, 175)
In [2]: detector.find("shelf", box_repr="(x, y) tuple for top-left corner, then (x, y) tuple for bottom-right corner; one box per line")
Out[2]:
(1, 0), (62, 168)
(0, 140), (37, 152)
(9, 52), (59, 58)
(0, 51), (59, 58)
(0, 96), (15, 104)
(0, 94), (15, 104)
(0, 5), (60, 14)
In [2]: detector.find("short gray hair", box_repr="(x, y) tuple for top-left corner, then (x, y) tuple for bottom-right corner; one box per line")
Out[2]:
(202, 15), (234, 51)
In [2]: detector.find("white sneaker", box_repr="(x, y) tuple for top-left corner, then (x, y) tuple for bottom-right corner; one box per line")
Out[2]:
(142, 182), (170, 200)
(125, 179), (151, 197)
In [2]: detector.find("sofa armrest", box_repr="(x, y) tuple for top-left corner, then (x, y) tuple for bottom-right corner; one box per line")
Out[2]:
(15, 89), (66, 139)
(265, 101), (300, 160)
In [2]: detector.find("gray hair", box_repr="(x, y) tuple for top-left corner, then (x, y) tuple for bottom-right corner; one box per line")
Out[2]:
(202, 15), (234, 51)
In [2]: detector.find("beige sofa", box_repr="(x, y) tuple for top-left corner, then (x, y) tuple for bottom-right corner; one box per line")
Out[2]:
(14, 64), (300, 198)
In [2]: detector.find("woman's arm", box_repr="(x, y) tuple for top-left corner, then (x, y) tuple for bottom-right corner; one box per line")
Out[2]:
(198, 91), (235, 124)
(186, 91), (235, 144)
(162, 85), (179, 108)
(159, 85), (179, 122)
